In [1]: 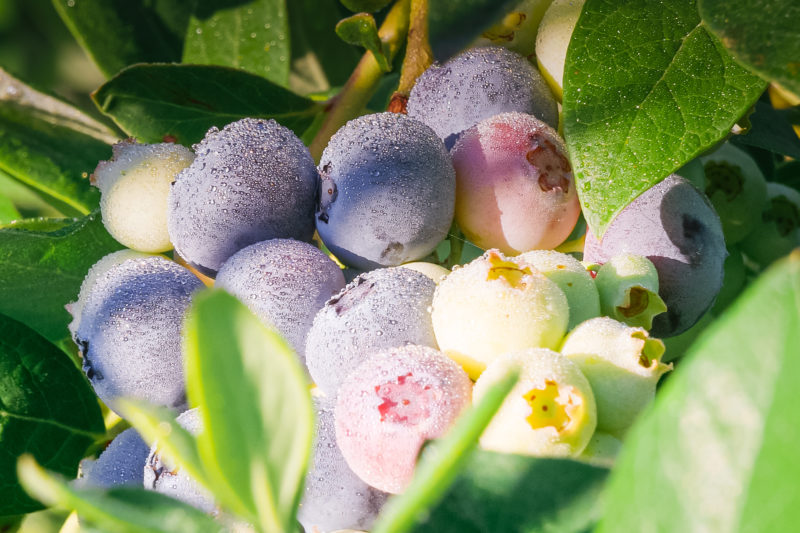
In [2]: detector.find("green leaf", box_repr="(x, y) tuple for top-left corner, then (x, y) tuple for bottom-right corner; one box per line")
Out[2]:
(409, 452), (608, 533)
(287, 0), (361, 94)
(17, 456), (221, 533)
(183, 0), (290, 86)
(52, 0), (189, 78)
(373, 368), (518, 533)
(0, 211), (123, 345)
(0, 315), (104, 515)
(0, 72), (115, 216)
(184, 290), (314, 532)
(598, 251), (800, 532)
(340, 0), (393, 12)
(731, 100), (800, 159)
(699, 0), (800, 100)
(0, 194), (20, 225)
(428, 0), (519, 60)
(562, 0), (766, 237)
(336, 14), (390, 72)
(92, 64), (322, 146)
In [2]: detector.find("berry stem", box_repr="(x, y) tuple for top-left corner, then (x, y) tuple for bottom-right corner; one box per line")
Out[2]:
(389, 0), (434, 113)
(309, 0), (411, 162)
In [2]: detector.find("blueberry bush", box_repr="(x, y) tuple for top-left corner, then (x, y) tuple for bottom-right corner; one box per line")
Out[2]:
(0, 0), (799, 532)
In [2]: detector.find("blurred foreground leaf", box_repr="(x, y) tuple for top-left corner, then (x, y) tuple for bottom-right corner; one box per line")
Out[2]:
(93, 64), (322, 146)
(563, 0), (765, 237)
(0, 315), (104, 515)
(599, 250), (800, 532)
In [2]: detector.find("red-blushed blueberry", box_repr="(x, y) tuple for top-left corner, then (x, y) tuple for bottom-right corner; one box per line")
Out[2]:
(168, 118), (317, 276)
(334, 345), (472, 494)
(451, 112), (580, 254)
(315, 112), (455, 270)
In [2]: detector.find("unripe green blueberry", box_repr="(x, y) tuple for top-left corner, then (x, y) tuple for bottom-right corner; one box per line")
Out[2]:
(92, 140), (194, 252)
(560, 317), (671, 437)
(740, 182), (800, 268)
(473, 348), (596, 457)
(516, 249), (600, 329)
(579, 431), (621, 467)
(699, 143), (768, 244)
(535, 0), (585, 101)
(431, 250), (569, 379)
(711, 246), (746, 314)
(593, 253), (667, 330)
(399, 261), (450, 283)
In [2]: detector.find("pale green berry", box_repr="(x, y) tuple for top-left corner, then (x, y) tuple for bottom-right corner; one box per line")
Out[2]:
(400, 261), (450, 283)
(474, 348), (597, 457)
(93, 140), (194, 252)
(560, 317), (671, 437)
(432, 250), (569, 379)
(517, 249), (600, 329)
(594, 254), (667, 330)
(535, 0), (585, 101)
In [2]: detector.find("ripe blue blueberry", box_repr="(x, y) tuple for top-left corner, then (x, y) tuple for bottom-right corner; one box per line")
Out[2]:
(77, 428), (150, 489)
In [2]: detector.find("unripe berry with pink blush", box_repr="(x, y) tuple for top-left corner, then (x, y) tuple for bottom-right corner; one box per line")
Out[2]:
(451, 112), (580, 254)
(334, 345), (472, 494)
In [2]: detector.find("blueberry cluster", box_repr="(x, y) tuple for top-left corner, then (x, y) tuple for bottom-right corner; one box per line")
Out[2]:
(71, 38), (744, 531)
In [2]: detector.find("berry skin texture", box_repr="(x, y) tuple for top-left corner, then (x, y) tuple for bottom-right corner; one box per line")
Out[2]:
(93, 140), (194, 253)
(431, 250), (569, 379)
(144, 408), (216, 514)
(73, 255), (203, 415)
(583, 174), (726, 338)
(407, 46), (558, 148)
(594, 253), (667, 330)
(76, 428), (150, 489)
(699, 143), (768, 245)
(516, 249), (600, 329)
(305, 267), (438, 397)
(560, 317), (670, 437)
(215, 238), (346, 365)
(451, 112), (580, 254)
(316, 112), (455, 270)
(168, 118), (317, 276)
(473, 348), (597, 457)
(740, 182), (800, 268)
(299, 397), (388, 532)
(535, 0), (586, 101)
(335, 345), (472, 494)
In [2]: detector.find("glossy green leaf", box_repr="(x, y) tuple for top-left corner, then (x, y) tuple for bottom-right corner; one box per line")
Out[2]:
(599, 251), (800, 532)
(92, 64), (322, 146)
(0, 70), (114, 216)
(374, 369), (518, 533)
(52, 0), (189, 78)
(0, 194), (20, 225)
(340, 0), (393, 12)
(700, 0), (800, 99)
(0, 315), (104, 515)
(0, 211), (123, 344)
(731, 100), (800, 159)
(336, 14), (390, 72)
(408, 452), (608, 533)
(183, 0), (290, 86)
(17, 456), (221, 533)
(184, 290), (314, 532)
(428, 0), (519, 60)
(562, 0), (766, 237)
(287, 0), (361, 94)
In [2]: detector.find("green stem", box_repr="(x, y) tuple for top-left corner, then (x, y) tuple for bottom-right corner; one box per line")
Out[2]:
(389, 0), (433, 112)
(309, 0), (411, 162)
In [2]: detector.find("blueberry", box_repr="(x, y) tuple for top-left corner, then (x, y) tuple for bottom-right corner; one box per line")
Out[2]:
(316, 112), (455, 270)
(73, 256), (203, 415)
(168, 118), (317, 276)
(583, 175), (726, 337)
(305, 267), (438, 396)
(299, 396), (388, 532)
(407, 46), (557, 148)
(215, 239), (346, 365)
(76, 428), (150, 489)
